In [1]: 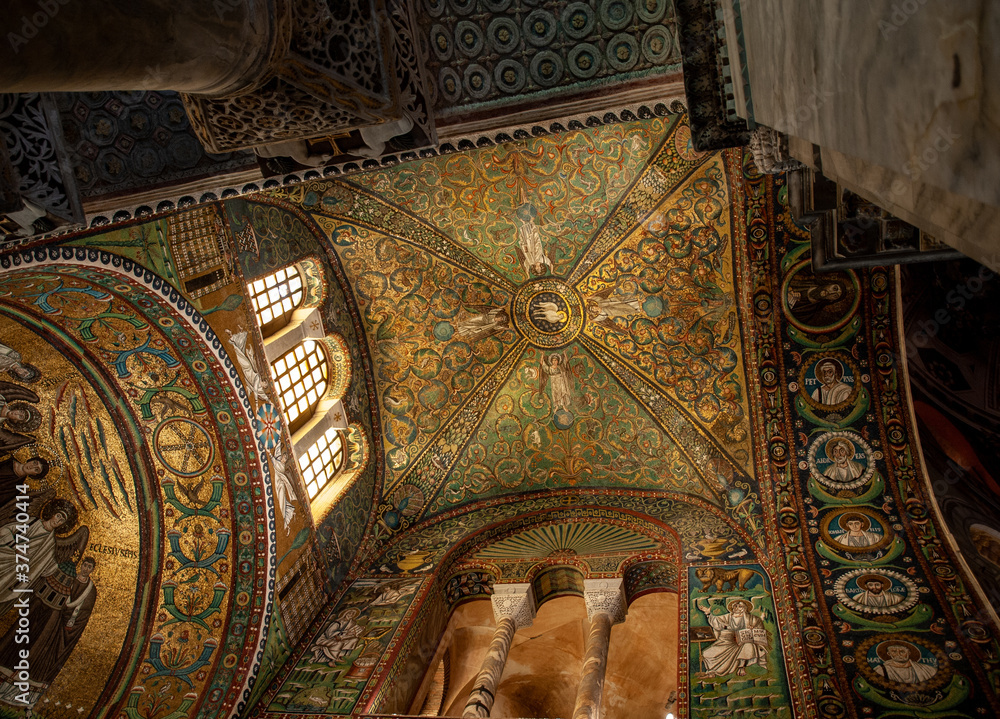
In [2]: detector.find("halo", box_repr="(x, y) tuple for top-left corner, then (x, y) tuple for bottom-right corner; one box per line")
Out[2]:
(814, 358), (844, 380)
(824, 437), (855, 460)
(7, 362), (40, 383)
(13, 445), (62, 494)
(875, 639), (922, 663)
(39, 497), (79, 535)
(839, 513), (870, 530)
(5, 402), (41, 433)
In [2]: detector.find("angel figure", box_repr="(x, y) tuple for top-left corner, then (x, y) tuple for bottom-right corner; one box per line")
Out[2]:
(540, 352), (573, 415)
(0, 341), (40, 383)
(225, 329), (269, 405)
(0, 381), (42, 457)
(0, 496), (89, 616)
(585, 285), (643, 327)
(269, 445), (298, 534)
(456, 308), (510, 342)
(513, 202), (552, 277)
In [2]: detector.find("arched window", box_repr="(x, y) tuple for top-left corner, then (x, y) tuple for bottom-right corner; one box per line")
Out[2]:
(248, 265), (304, 336)
(297, 426), (347, 500)
(271, 340), (328, 433)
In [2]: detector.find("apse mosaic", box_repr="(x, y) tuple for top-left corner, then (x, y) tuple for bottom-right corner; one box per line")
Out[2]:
(0, 252), (275, 719)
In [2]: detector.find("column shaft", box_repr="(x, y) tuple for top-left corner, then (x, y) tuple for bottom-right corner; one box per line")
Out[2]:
(463, 616), (518, 718)
(0, 0), (275, 93)
(573, 611), (613, 719)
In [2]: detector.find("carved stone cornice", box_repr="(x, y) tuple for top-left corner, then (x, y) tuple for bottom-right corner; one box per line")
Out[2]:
(490, 583), (536, 631)
(583, 578), (627, 625)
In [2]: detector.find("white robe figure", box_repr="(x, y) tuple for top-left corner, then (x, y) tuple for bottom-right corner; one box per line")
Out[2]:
(811, 381), (851, 405)
(844, 530), (882, 547)
(875, 653), (937, 684)
(226, 329), (269, 405)
(513, 204), (552, 276)
(823, 459), (865, 483)
(701, 602), (769, 677)
(541, 353), (572, 413)
(269, 446), (298, 533)
(310, 611), (365, 665)
(857, 588), (904, 607)
(0, 514), (87, 615)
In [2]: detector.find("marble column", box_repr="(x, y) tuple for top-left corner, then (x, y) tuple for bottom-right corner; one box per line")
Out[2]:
(573, 578), (628, 719)
(463, 583), (536, 718)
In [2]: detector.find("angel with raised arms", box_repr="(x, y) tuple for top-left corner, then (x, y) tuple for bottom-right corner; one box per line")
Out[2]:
(540, 352), (573, 415)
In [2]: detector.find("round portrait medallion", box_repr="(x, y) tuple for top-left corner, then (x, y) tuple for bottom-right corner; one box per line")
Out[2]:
(782, 262), (859, 333)
(820, 507), (892, 554)
(833, 568), (918, 615)
(808, 430), (876, 490)
(799, 353), (860, 411)
(512, 278), (584, 348)
(856, 633), (951, 694)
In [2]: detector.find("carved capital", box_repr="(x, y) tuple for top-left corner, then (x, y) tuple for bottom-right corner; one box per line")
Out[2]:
(182, 0), (434, 154)
(491, 583), (536, 630)
(749, 125), (805, 175)
(583, 578), (627, 625)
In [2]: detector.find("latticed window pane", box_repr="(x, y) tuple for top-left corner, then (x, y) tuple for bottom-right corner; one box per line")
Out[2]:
(248, 266), (304, 330)
(271, 341), (328, 427)
(297, 427), (345, 499)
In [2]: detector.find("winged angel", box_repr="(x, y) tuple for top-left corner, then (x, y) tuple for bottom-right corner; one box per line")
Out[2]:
(0, 491), (89, 615)
(539, 352), (574, 416)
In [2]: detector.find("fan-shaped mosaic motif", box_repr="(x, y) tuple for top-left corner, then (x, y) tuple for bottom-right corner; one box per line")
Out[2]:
(474, 520), (662, 558)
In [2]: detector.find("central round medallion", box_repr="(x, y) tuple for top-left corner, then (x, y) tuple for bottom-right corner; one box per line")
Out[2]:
(512, 278), (584, 348)
(528, 291), (570, 333)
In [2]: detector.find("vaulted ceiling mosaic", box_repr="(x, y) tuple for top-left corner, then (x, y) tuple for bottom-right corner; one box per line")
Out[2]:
(267, 115), (758, 539)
